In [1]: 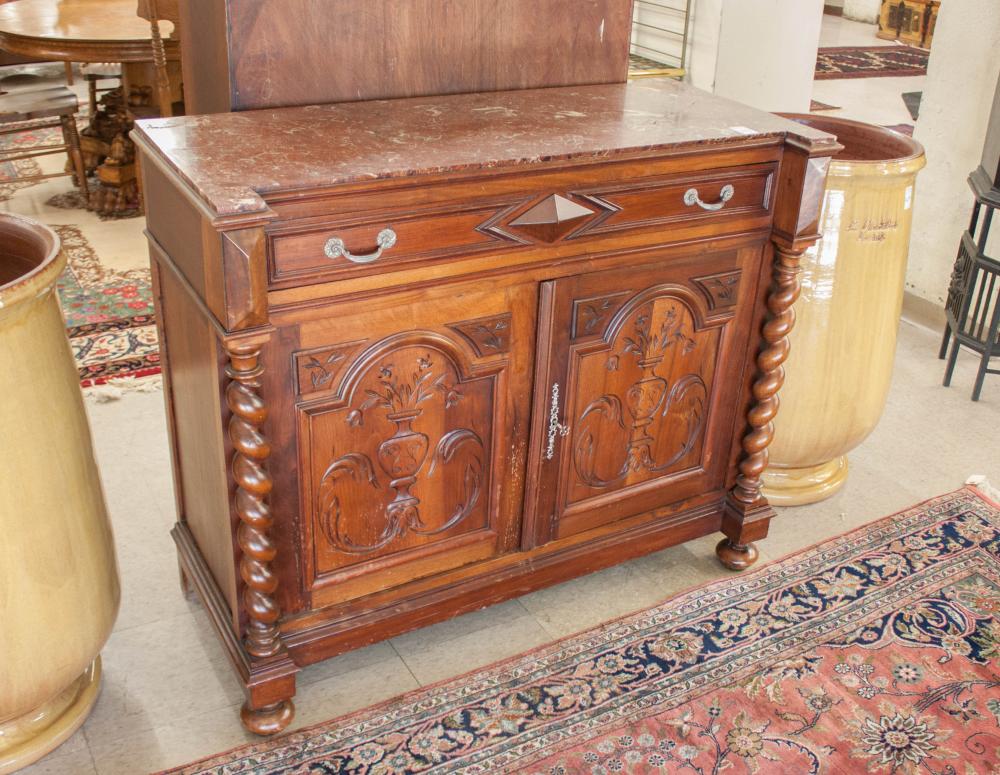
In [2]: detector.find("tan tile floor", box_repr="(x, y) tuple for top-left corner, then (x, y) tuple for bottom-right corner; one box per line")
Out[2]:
(13, 16), (1000, 775)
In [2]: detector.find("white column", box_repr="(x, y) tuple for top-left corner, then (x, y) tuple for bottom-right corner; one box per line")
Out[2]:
(687, 0), (724, 93)
(705, 0), (825, 113)
(906, 2), (1000, 315)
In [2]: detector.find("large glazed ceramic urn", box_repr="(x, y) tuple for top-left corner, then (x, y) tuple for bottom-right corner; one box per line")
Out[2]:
(763, 116), (925, 506)
(0, 215), (119, 773)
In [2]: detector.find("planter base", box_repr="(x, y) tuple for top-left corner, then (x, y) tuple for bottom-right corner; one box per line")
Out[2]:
(0, 659), (102, 775)
(762, 456), (849, 506)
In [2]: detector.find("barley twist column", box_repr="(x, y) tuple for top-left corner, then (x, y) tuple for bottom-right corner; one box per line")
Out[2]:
(734, 244), (804, 504)
(717, 244), (804, 570)
(225, 341), (281, 658)
(225, 340), (295, 734)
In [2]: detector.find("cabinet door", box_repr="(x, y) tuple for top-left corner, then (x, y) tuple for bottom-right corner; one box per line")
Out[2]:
(524, 245), (761, 545)
(289, 282), (535, 608)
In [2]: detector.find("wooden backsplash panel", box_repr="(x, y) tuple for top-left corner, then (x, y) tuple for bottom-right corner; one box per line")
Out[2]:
(179, 0), (635, 113)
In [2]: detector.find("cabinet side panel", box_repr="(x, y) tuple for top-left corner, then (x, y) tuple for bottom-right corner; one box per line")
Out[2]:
(142, 159), (209, 300)
(158, 267), (238, 614)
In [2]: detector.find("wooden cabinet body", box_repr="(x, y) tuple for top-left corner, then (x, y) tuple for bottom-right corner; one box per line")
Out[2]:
(134, 79), (837, 734)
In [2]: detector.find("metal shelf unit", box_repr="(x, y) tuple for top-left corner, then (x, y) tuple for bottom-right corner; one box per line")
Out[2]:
(629, 0), (692, 79)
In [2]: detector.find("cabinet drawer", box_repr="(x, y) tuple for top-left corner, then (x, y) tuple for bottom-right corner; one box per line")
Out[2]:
(267, 163), (775, 288)
(268, 198), (525, 285)
(572, 165), (775, 238)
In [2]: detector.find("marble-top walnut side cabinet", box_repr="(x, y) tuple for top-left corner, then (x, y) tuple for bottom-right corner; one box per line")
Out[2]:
(132, 78), (839, 735)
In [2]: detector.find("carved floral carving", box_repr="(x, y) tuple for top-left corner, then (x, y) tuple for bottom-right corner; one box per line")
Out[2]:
(446, 313), (513, 356)
(316, 351), (485, 556)
(571, 291), (630, 339)
(692, 270), (743, 311)
(573, 300), (709, 489)
(294, 341), (364, 397)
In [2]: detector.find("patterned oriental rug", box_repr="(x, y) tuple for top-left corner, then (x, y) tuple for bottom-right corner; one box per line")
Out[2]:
(815, 45), (930, 80)
(0, 124), (158, 386)
(55, 225), (159, 387)
(164, 487), (1000, 774)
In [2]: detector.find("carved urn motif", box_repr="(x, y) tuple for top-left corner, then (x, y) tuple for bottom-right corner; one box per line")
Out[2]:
(379, 409), (430, 521)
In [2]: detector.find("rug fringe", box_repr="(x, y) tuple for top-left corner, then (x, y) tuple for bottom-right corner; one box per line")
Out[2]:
(83, 374), (162, 402)
(966, 474), (1000, 504)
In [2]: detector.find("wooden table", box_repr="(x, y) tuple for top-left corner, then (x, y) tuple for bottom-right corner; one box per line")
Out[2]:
(0, 0), (181, 213)
(0, 0), (176, 62)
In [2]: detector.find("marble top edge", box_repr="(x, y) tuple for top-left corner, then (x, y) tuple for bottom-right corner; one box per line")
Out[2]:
(133, 79), (839, 218)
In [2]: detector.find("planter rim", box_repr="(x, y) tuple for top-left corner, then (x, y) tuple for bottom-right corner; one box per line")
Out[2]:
(0, 213), (63, 314)
(778, 113), (926, 176)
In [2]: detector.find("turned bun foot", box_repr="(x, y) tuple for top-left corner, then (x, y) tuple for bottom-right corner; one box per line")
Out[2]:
(240, 699), (294, 736)
(715, 539), (760, 571)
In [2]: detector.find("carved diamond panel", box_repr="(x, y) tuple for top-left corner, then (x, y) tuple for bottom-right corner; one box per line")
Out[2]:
(506, 194), (595, 242)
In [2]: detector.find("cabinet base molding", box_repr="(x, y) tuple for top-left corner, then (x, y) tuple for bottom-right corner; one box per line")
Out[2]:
(175, 495), (748, 732)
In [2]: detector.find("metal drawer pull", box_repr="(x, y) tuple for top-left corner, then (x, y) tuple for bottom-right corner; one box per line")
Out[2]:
(324, 228), (397, 264)
(683, 184), (735, 212)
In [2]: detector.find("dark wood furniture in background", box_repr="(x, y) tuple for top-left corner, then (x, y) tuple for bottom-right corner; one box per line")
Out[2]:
(0, 85), (87, 197)
(878, 0), (940, 49)
(177, 0), (636, 114)
(940, 72), (1000, 400)
(0, 0), (181, 212)
(134, 78), (837, 735)
(136, 0), (179, 118)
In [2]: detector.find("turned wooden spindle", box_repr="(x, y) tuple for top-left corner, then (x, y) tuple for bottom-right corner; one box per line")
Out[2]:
(734, 244), (804, 505)
(139, 0), (176, 118)
(225, 342), (281, 659)
(716, 243), (805, 570)
(225, 341), (295, 734)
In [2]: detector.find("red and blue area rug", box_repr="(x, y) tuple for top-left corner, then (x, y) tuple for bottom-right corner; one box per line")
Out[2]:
(1, 125), (159, 386)
(54, 224), (159, 387)
(815, 45), (929, 80)
(166, 487), (1000, 774)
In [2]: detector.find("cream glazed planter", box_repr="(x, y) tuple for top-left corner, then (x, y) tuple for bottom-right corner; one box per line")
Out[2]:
(763, 116), (926, 506)
(0, 214), (120, 773)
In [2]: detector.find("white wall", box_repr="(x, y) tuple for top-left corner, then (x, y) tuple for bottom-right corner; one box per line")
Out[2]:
(843, 0), (880, 23)
(709, 0), (825, 113)
(907, 2), (1000, 307)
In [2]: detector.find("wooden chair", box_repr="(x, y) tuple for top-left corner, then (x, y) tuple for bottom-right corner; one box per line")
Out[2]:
(0, 87), (88, 201)
(83, 67), (122, 115)
(136, 0), (180, 117)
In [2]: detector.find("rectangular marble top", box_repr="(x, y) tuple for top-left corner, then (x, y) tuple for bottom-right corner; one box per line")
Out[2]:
(133, 78), (838, 218)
